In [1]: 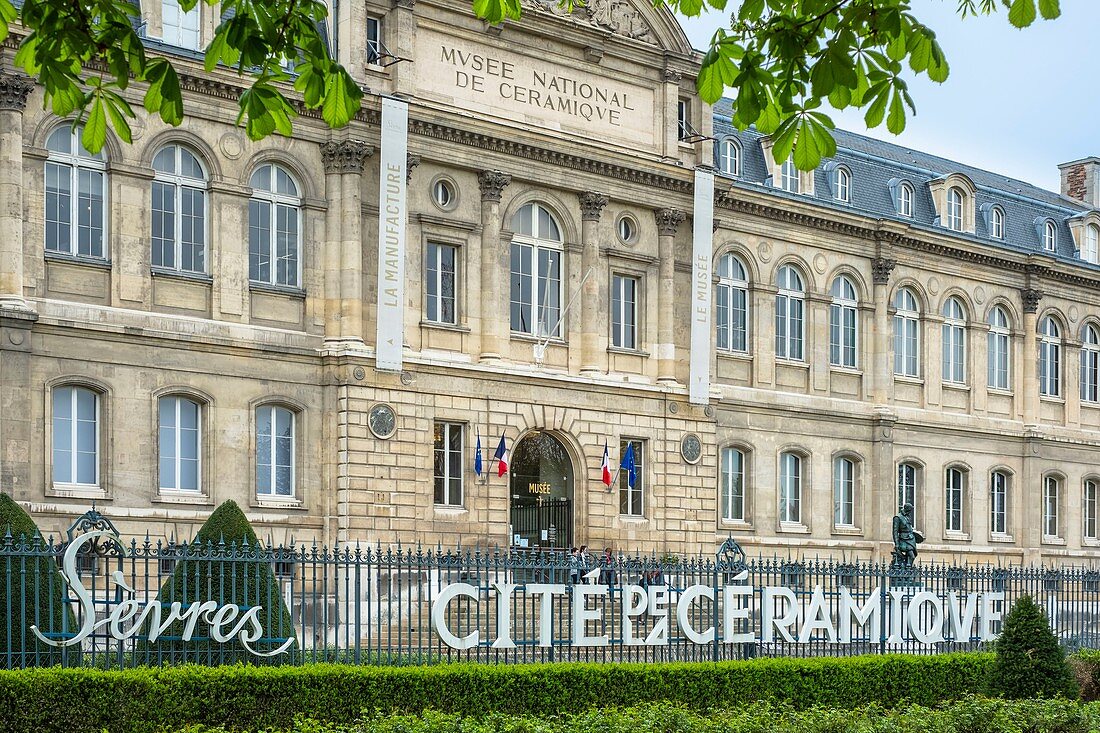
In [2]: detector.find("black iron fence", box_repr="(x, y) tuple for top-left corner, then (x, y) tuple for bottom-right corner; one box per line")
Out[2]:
(2, 510), (1099, 669)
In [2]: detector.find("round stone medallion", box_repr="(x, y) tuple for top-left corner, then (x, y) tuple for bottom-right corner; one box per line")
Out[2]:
(680, 434), (702, 464)
(368, 403), (397, 440)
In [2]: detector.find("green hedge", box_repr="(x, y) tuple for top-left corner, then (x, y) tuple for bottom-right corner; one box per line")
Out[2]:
(176, 699), (1100, 733)
(0, 654), (994, 733)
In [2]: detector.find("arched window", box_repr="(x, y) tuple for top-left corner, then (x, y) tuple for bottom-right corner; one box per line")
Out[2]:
(716, 253), (748, 353)
(152, 144), (207, 274)
(249, 163), (302, 288)
(941, 297), (967, 384)
(775, 265), (805, 361)
(720, 446), (746, 522)
(510, 202), (563, 337)
(779, 451), (802, 524)
(779, 159), (799, 193)
(1085, 224), (1100, 264)
(1085, 479), (1098, 541)
(1043, 475), (1060, 539)
(833, 456), (856, 527)
(52, 385), (100, 488)
(946, 187), (964, 231)
(158, 395), (201, 492)
(893, 287), (920, 377)
(898, 182), (914, 218)
(45, 125), (107, 258)
(162, 0), (200, 49)
(987, 306), (1011, 390)
(257, 404), (295, 497)
(990, 470), (1009, 535)
(990, 206), (1005, 240)
(1081, 324), (1100, 403)
(834, 167), (851, 203)
(718, 138), (740, 177)
(897, 462), (919, 520)
(1043, 220), (1057, 252)
(829, 275), (858, 368)
(945, 466), (966, 533)
(1039, 316), (1062, 397)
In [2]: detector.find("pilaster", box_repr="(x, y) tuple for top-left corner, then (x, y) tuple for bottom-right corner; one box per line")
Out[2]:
(478, 170), (511, 362)
(1022, 288), (1042, 426)
(578, 191), (607, 375)
(870, 258), (895, 405)
(0, 73), (35, 313)
(321, 140), (374, 345)
(654, 208), (685, 383)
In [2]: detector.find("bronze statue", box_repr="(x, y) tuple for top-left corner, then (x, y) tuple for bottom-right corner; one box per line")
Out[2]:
(891, 503), (925, 566)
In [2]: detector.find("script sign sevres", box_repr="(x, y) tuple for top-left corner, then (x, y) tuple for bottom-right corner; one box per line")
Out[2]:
(31, 530), (297, 656)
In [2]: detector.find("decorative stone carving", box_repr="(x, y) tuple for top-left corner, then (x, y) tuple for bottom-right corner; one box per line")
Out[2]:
(406, 153), (421, 183)
(320, 140), (374, 175)
(521, 0), (655, 44)
(712, 218), (722, 232)
(1022, 288), (1043, 314)
(0, 73), (35, 112)
(654, 208), (686, 235)
(871, 258), (896, 285)
(393, 0), (415, 8)
(477, 170), (511, 202)
(578, 192), (608, 221)
(663, 69), (682, 85)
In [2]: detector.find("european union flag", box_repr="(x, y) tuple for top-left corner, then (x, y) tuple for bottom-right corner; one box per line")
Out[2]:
(620, 442), (636, 489)
(474, 431), (483, 477)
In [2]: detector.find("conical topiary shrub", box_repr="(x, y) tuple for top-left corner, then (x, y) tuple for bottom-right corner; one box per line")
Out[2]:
(0, 493), (79, 666)
(137, 500), (296, 664)
(986, 594), (1078, 699)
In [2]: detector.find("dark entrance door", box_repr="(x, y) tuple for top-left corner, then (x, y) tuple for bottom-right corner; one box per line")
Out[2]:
(509, 432), (574, 549)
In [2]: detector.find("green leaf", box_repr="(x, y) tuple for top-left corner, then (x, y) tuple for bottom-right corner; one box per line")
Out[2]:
(82, 95), (108, 154)
(886, 89), (906, 134)
(321, 67), (362, 128)
(1007, 0), (1037, 28)
(0, 0), (15, 44)
(1037, 0), (1060, 19)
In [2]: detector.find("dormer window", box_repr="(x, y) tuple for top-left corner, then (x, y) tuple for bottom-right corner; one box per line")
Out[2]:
(990, 206), (1005, 240)
(1085, 224), (1100, 264)
(162, 0), (200, 50)
(779, 159), (799, 194)
(833, 166), (851, 203)
(898, 182), (914, 217)
(718, 138), (741, 177)
(1044, 220), (1057, 252)
(946, 187), (964, 231)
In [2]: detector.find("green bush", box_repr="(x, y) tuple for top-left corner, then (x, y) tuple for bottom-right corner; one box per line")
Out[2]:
(0, 494), (79, 667)
(986, 595), (1078, 700)
(0, 654), (995, 733)
(136, 501), (295, 664)
(1074, 650), (1100, 702)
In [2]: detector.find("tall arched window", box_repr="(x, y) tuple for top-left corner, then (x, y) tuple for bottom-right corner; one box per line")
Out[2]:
(249, 163), (302, 288)
(779, 159), (799, 193)
(1082, 324), (1100, 403)
(779, 451), (802, 524)
(834, 167), (851, 203)
(941, 297), (967, 384)
(829, 275), (858, 368)
(510, 202), (563, 337)
(45, 125), (107, 258)
(987, 306), (1011, 390)
(1043, 475), (1060, 539)
(775, 265), (805, 361)
(893, 288), (920, 377)
(1043, 220), (1057, 252)
(990, 470), (1009, 535)
(52, 385), (100, 488)
(257, 404), (295, 497)
(158, 395), (201, 492)
(720, 446), (745, 522)
(898, 182), (914, 218)
(1085, 479), (1098, 541)
(1085, 224), (1100, 264)
(152, 144), (207, 274)
(1039, 316), (1062, 397)
(897, 462), (919, 519)
(946, 187), (964, 231)
(833, 456), (856, 527)
(990, 206), (1005, 240)
(717, 138), (740, 177)
(716, 253), (748, 353)
(945, 466), (966, 533)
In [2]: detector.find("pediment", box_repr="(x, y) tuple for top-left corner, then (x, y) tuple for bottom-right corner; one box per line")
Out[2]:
(521, 0), (692, 54)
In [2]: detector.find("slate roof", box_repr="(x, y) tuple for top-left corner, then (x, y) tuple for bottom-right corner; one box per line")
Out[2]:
(711, 98), (1095, 267)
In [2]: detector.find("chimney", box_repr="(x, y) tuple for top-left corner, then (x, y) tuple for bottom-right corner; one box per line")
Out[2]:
(1058, 157), (1100, 207)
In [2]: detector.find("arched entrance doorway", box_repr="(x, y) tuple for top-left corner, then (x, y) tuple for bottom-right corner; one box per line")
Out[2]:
(509, 431), (574, 549)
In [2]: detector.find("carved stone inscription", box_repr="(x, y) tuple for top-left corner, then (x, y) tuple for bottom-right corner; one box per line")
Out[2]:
(416, 30), (655, 148)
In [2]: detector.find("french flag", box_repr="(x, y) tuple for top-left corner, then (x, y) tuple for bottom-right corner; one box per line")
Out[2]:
(601, 441), (612, 486)
(494, 434), (509, 477)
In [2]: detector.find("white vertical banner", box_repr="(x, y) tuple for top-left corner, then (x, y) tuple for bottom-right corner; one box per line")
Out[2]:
(376, 97), (409, 371)
(689, 168), (714, 406)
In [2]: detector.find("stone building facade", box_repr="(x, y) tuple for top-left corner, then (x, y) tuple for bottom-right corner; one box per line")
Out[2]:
(1, 0), (1099, 567)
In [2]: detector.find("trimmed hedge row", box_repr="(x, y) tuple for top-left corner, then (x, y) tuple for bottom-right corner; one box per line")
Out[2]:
(0, 654), (994, 733)
(176, 699), (1100, 733)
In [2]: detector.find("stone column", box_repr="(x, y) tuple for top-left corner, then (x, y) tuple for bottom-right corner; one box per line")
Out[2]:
(654, 208), (686, 383)
(478, 170), (511, 362)
(661, 69), (682, 161)
(752, 285), (777, 388)
(0, 73), (35, 311)
(1022, 288), (1042, 426)
(809, 292), (830, 393)
(870, 258), (895, 405)
(970, 320), (989, 415)
(578, 192), (607, 375)
(1065, 338), (1082, 428)
(925, 313), (944, 409)
(320, 140), (373, 345)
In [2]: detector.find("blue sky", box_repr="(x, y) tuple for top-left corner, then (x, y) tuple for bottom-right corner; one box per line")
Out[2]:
(677, 1), (1100, 193)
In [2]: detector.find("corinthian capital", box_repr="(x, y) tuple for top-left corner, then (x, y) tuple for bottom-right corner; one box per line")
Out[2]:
(478, 170), (511, 202)
(871, 258), (896, 286)
(654, 208), (687, 235)
(320, 140), (374, 175)
(578, 191), (608, 221)
(1021, 288), (1043, 314)
(405, 153), (421, 183)
(0, 73), (35, 112)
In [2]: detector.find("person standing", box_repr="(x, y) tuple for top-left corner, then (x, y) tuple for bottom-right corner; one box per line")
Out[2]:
(568, 547), (580, 585)
(579, 545), (591, 583)
(599, 547), (616, 586)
